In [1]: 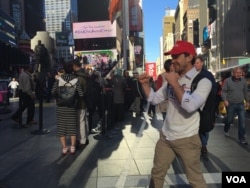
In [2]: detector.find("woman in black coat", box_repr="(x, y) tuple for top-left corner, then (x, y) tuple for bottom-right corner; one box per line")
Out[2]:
(85, 73), (102, 133)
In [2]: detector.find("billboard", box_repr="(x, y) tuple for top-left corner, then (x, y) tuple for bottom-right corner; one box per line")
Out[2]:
(145, 63), (157, 80)
(129, 0), (143, 31)
(131, 36), (144, 67)
(75, 49), (118, 76)
(0, 10), (16, 46)
(203, 26), (211, 48)
(75, 49), (117, 64)
(0, 81), (9, 105)
(56, 32), (69, 46)
(73, 21), (117, 39)
(11, 0), (22, 31)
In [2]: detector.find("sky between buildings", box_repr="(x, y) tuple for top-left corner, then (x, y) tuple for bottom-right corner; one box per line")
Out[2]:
(143, 0), (178, 62)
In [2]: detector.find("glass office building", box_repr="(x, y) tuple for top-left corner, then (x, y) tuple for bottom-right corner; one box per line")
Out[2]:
(45, 0), (77, 39)
(44, 0), (77, 61)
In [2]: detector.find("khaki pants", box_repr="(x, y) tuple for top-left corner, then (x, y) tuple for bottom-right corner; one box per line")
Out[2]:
(149, 133), (207, 188)
(77, 109), (88, 144)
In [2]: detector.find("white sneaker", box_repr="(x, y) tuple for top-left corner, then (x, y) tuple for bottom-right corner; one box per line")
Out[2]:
(224, 131), (230, 137)
(239, 140), (248, 145)
(91, 126), (101, 133)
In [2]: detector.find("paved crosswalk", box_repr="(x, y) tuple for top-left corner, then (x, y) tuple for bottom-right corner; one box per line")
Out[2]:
(97, 173), (221, 187)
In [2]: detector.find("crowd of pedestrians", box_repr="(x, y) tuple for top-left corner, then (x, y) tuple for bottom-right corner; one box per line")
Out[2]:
(6, 40), (250, 187)
(6, 60), (146, 154)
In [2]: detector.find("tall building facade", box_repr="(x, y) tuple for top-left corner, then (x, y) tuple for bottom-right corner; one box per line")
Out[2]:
(44, 0), (78, 62)
(174, 0), (188, 42)
(182, 1), (199, 45)
(0, 0), (34, 73)
(45, 0), (77, 39)
(206, 0), (250, 75)
(24, 0), (45, 38)
(173, 0), (250, 75)
(162, 9), (175, 65)
(218, 0), (250, 65)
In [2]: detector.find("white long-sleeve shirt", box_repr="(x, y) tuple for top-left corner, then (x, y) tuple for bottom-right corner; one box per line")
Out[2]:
(147, 67), (212, 140)
(8, 81), (19, 89)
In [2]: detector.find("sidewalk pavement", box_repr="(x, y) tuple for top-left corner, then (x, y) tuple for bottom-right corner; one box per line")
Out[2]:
(0, 99), (250, 188)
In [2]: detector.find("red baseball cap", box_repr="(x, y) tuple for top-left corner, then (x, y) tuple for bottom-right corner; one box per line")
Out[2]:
(164, 40), (196, 57)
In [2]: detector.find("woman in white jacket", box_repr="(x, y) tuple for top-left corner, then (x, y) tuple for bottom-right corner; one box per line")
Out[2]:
(8, 77), (19, 98)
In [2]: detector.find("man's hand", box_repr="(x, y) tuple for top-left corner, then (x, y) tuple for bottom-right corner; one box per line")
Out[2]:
(138, 73), (151, 99)
(245, 101), (249, 109)
(138, 73), (150, 85)
(165, 72), (180, 86)
(224, 100), (229, 107)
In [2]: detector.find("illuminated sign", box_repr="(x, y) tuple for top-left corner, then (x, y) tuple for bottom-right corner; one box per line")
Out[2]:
(73, 21), (117, 39)
(11, 0), (22, 31)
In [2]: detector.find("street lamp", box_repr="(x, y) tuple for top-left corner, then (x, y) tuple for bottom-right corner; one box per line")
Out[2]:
(243, 49), (250, 56)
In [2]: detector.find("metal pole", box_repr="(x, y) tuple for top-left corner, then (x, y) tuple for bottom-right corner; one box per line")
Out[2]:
(122, 0), (129, 70)
(30, 70), (50, 135)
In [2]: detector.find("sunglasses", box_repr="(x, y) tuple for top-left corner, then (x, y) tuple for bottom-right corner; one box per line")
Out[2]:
(171, 54), (183, 59)
(172, 53), (189, 59)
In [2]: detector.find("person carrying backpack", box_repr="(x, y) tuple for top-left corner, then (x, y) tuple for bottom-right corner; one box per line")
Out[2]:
(194, 55), (217, 156)
(52, 62), (84, 155)
(138, 41), (209, 188)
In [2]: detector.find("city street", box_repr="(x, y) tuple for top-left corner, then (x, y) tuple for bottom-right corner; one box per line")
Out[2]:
(0, 99), (250, 188)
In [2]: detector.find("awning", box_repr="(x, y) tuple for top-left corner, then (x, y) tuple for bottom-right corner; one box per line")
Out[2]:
(216, 57), (250, 73)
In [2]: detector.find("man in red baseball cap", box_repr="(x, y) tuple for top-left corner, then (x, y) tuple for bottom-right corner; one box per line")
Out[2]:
(138, 40), (210, 187)
(164, 40), (197, 76)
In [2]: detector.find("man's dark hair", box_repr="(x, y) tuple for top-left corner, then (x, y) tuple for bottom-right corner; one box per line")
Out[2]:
(164, 59), (172, 72)
(90, 73), (98, 81)
(182, 52), (196, 65)
(72, 59), (82, 67)
(63, 63), (73, 74)
(195, 55), (205, 62)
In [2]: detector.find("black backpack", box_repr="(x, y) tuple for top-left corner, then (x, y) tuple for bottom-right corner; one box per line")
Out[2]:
(57, 77), (78, 108)
(191, 69), (217, 133)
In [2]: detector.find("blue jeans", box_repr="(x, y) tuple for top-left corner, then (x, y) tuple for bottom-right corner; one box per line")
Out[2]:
(199, 132), (209, 146)
(224, 102), (246, 141)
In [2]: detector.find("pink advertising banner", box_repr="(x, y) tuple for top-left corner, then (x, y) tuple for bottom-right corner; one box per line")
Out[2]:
(73, 21), (117, 39)
(145, 62), (157, 80)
